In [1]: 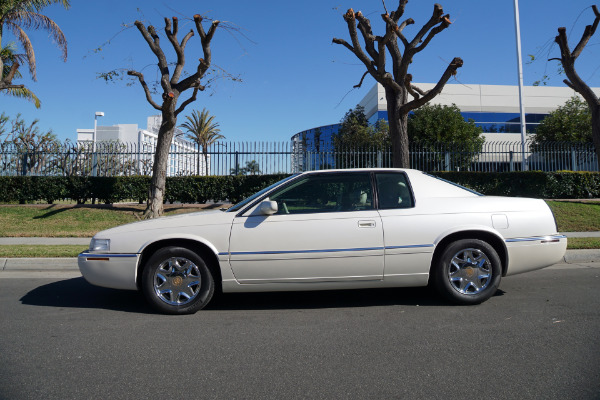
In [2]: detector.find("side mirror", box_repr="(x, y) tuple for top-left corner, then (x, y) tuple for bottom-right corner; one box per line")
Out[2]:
(259, 200), (278, 215)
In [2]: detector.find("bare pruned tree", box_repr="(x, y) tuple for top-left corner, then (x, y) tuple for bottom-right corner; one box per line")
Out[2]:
(333, 1), (462, 168)
(551, 5), (600, 169)
(128, 14), (219, 218)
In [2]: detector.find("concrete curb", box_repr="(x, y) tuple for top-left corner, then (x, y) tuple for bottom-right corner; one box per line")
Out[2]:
(562, 249), (600, 264)
(0, 257), (78, 271)
(0, 238), (91, 245)
(0, 250), (598, 273)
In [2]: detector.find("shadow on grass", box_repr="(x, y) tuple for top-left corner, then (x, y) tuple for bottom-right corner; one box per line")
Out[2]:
(30, 203), (227, 220)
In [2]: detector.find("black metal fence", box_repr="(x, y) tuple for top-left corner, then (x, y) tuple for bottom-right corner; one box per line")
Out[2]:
(0, 140), (597, 177)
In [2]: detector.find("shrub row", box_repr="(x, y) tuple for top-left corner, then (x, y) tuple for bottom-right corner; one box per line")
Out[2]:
(0, 172), (598, 204)
(0, 174), (289, 204)
(432, 171), (600, 199)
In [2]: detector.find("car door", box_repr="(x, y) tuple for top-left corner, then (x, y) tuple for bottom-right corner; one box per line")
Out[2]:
(375, 171), (435, 279)
(228, 172), (384, 283)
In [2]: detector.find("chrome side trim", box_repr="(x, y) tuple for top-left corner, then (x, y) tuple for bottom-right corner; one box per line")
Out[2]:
(223, 247), (384, 256)
(219, 243), (434, 257)
(505, 235), (567, 243)
(386, 244), (435, 250)
(79, 252), (138, 258)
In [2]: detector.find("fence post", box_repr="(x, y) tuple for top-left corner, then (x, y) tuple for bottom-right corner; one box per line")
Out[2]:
(377, 151), (382, 168)
(509, 151), (514, 172)
(92, 150), (98, 177)
(21, 152), (28, 176)
(571, 145), (577, 171)
(444, 152), (450, 171)
(234, 151), (239, 175)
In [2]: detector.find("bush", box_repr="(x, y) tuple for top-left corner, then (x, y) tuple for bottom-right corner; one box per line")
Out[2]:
(0, 174), (290, 204)
(433, 171), (600, 198)
(0, 172), (597, 204)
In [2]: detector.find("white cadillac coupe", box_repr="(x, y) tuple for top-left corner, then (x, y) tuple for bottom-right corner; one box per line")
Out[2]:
(79, 169), (567, 314)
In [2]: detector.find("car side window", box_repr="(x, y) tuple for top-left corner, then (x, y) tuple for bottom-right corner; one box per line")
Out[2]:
(269, 172), (373, 214)
(376, 173), (414, 209)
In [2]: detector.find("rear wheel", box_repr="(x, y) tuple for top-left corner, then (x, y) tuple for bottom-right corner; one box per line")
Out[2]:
(142, 246), (214, 315)
(433, 239), (501, 305)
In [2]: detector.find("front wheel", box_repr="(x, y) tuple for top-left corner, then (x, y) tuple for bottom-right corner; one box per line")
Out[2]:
(432, 239), (502, 305)
(141, 246), (214, 315)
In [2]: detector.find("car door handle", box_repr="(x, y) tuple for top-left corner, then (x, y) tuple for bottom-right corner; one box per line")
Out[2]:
(358, 220), (376, 228)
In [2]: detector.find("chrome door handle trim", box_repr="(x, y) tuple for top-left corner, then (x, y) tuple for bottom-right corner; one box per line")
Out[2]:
(358, 220), (376, 228)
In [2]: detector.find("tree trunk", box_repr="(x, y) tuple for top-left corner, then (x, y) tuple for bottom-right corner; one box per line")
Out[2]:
(203, 150), (209, 176)
(144, 107), (177, 219)
(385, 88), (410, 168)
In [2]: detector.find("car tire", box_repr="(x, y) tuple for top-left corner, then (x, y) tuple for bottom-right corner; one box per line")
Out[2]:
(141, 246), (214, 315)
(432, 239), (501, 305)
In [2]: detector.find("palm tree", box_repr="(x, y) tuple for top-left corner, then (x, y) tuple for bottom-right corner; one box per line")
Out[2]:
(0, 0), (69, 93)
(179, 109), (225, 176)
(1, 42), (39, 107)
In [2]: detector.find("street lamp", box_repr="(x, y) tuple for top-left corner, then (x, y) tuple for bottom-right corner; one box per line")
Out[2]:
(93, 111), (104, 149)
(513, 0), (527, 170)
(92, 111), (104, 176)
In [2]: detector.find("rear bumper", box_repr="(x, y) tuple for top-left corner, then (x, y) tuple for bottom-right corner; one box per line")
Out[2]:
(505, 235), (567, 276)
(78, 252), (140, 290)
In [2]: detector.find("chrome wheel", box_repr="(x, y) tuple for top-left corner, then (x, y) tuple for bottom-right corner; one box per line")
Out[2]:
(153, 256), (202, 306)
(447, 248), (492, 295)
(433, 239), (501, 305)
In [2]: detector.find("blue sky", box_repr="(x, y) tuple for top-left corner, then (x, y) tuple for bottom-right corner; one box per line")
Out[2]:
(1, 0), (599, 143)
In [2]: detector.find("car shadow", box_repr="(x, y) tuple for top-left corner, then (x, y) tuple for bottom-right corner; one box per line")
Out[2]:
(20, 277), (154, 314)
(209, 287), (459, 311)
(20, 278), (505, 313)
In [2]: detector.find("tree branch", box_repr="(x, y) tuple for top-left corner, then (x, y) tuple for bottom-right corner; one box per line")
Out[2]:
(414, 14), (451, 53)
(333, 9), (393, 87)
(127, 70), (162, 110)
(554, 6), (600, 106)
(133, 21), (171, 93)
(165, 16), (195, 85)
(409, 3), (445, 48)
(353, 70), (370, 88)
(402, 57), (463, 112)
(356, 12), (379, 62)
(563, 79), (577, 91)
(572, 5), (599, 59)
(390, 0), (409, 23)
(175, 87), (200, 116)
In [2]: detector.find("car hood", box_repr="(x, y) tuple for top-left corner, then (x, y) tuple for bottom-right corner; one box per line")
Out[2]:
(94, 209), (236, 238)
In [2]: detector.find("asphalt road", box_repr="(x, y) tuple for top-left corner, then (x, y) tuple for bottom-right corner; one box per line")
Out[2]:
(1, 264), (599, 400)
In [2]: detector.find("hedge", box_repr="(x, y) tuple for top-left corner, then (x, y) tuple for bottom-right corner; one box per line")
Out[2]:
(432, 171), (600, 199)
(0, 174), (289, 204)
(0, 171), (598, 204)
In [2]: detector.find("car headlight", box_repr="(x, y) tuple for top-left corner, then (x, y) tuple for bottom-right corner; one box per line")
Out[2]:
(90, 238), (110, 252)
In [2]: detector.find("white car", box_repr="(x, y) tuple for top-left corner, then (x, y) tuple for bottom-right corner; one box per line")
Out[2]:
(79, 169), (567, 314)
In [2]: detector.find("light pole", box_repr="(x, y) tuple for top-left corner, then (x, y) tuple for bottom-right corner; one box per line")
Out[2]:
(92, 111), (104, 176)
(513, 0), (527, 170)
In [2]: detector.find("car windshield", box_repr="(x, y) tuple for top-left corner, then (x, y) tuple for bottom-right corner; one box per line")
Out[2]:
(227, 175), (297, 213)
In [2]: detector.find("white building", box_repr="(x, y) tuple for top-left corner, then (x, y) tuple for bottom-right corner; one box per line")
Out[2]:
(293, 83), (600, 147)
(77, 115), (209, 176)
(358, 83), (600, 142)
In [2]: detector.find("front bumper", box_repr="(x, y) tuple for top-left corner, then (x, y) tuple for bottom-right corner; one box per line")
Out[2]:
(78, 252), (140, 290)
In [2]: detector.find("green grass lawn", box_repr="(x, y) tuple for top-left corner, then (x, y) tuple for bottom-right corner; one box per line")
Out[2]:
(0, 204), (215, 237)
(566, 237), (600, 250)
(0, 245), (88, 258)
(546, 201), (600, 232)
